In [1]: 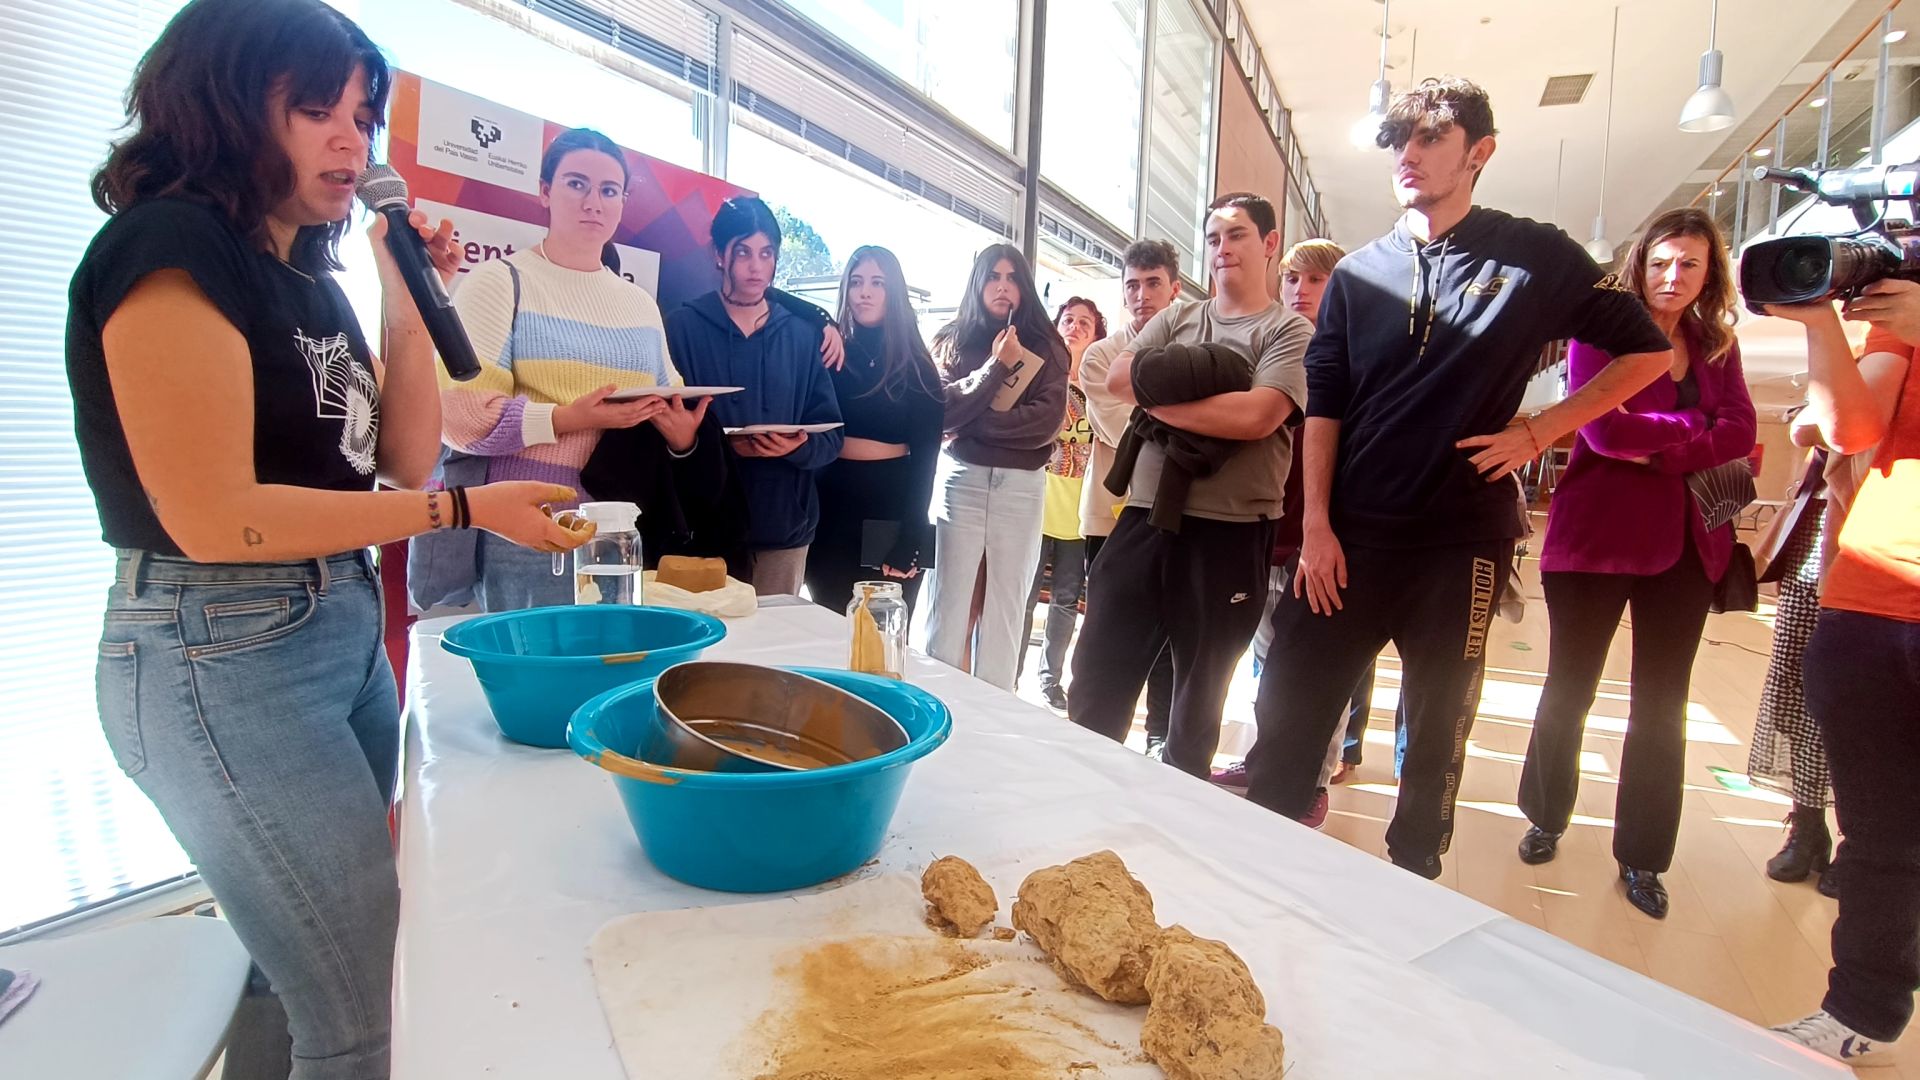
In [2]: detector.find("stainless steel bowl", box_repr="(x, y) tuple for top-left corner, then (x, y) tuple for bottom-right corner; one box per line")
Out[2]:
(644, 661), (910, 772)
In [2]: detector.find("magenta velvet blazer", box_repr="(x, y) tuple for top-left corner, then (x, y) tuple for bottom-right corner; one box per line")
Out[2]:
(1539, 324), (1757, 582)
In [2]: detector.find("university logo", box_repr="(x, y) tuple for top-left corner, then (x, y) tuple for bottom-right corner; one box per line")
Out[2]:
(470, 117), (504, 149)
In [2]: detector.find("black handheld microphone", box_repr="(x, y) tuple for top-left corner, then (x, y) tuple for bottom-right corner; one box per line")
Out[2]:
(354, 164), (481, 382)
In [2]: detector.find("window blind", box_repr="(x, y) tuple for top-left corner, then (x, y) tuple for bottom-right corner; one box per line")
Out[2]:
(511, 0), (719, 94)
(730, 27), (1019, 237)
(0, 0), (196, 935)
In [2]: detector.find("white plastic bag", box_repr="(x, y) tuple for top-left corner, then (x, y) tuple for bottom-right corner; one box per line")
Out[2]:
(641, 571), (758, 618)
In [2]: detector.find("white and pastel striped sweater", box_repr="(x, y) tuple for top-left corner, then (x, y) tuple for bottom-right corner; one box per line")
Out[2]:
(440, 250), (679, 502)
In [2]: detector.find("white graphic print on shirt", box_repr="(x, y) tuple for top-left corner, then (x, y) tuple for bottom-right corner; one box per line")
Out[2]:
(295, 328), (380, 475)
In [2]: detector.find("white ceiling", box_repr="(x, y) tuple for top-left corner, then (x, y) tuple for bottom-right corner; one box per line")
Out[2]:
(1242, 0), (1881, 252)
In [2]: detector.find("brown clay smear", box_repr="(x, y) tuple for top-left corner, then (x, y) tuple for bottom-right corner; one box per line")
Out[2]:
(746, 935), (1136, 1080)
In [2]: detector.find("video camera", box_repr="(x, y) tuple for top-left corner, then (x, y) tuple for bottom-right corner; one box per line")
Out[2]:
(1738, 161), (1920, 315)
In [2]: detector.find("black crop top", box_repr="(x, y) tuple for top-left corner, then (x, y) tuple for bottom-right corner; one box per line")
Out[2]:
(831, 326), (945, 446)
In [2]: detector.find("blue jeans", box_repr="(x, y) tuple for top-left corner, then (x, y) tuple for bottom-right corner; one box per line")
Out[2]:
(923, 454), (1045, 690)
(1021, 536), (1087, 692)
(98, 550), (400, 1080)
(476, 530), (572, 610)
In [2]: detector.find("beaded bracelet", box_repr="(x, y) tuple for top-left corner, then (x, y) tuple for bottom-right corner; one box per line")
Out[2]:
(426, 490), (446, 531)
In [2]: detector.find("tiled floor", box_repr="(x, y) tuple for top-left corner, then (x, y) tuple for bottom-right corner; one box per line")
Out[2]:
(1017, 530), (1914, 1076)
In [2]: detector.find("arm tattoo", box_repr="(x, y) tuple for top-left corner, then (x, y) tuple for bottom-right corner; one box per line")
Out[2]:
(242, 527), (264, 547)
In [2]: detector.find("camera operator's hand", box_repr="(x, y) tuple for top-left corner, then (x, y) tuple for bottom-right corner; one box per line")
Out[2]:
(1763, 300), (1843, 329)
(1844, 279), (1920, 347)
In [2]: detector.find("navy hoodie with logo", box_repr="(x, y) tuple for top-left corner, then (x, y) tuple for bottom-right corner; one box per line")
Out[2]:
(665, 292), (843, 552)
(1304, 206), (1670, 549)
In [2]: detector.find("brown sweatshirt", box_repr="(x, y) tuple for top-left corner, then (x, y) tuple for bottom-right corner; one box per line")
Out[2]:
(936, 323), (1070, 470)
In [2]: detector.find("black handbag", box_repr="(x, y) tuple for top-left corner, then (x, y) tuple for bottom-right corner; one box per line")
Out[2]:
(1711, 542), (1760, 614)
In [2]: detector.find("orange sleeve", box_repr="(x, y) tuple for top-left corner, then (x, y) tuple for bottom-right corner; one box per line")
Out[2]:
(1862, 325), (1917, 360)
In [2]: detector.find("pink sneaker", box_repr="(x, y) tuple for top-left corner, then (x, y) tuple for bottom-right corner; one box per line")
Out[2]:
(1298, 788), (1330, 830)
(1210, 761), (1250, 789)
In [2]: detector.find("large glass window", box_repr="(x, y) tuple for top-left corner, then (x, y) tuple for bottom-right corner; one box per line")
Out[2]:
(782, 0), (1021, 150)
(1041, 0), (1145, 234)
(1034, 208), (1124, 325)
(726, 120), (1003, 343)
(1142, 0), (1217, 275)
(3, 0), (196, 935)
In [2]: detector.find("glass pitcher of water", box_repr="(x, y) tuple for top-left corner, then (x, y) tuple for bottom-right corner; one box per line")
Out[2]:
(552, 501), (642, 605)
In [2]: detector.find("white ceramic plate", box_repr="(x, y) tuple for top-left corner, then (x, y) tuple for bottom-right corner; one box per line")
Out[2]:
(604, 385), (743, 401)
(723, 422), (845, 435)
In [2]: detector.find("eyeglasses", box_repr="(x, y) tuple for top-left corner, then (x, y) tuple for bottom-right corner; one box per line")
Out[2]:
(555, 177), (628, 202)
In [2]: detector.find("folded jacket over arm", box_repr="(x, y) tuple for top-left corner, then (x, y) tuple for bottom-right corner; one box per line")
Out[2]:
(1105, 341), (1254, 530)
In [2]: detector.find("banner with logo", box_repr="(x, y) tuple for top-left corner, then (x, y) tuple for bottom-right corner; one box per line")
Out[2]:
(384, 71), (751, 310)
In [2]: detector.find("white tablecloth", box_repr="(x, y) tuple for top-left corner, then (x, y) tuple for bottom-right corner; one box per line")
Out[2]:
(394, 602), (1845, 1079)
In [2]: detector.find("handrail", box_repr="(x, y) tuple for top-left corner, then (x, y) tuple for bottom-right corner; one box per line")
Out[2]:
(1688, 0), (1900, 208)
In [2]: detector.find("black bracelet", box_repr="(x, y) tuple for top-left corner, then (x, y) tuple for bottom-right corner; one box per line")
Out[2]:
(452, 485), (473, 530)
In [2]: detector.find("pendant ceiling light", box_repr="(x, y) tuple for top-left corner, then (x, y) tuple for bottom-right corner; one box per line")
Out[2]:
(1587, 7), (1621, 263)
(1679, 0), (1736, 133)
(1350, 0), (1393, 149)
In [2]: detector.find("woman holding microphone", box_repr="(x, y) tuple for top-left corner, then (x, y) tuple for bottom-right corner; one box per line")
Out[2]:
(68, 1), (586, 1073)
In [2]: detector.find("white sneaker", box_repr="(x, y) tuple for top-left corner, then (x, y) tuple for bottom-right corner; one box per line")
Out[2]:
(1772, 1010), (1890, 1064)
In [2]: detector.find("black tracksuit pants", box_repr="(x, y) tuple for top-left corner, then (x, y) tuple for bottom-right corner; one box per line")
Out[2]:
(1085, 533), (1173, 741)
(1070, 508), (1273, 777)
(1247, 539), (1513, 878)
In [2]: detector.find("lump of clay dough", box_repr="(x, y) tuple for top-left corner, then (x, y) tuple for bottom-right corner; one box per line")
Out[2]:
(921, 856), (998, 937)
(1140, 926), (1286, 1080)
(1010, 850), (1158, 1005)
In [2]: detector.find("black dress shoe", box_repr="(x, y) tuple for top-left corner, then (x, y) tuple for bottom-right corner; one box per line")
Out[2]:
(1517, 826), (1563, 865)
(1041, 684), (1068, 712)
(1620, 864), (1670, 919)
(1817, 857), (1842, 900)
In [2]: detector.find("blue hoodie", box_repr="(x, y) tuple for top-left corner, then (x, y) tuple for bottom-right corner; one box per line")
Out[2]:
(666, 292), (843, 551)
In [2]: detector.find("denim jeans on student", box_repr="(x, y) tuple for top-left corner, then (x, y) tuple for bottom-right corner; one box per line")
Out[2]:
(97, 550), (401, 1080)
(476, 530), (572, 610)
(1021, 536), (1087, 692)
(923, 453), (1045, 690)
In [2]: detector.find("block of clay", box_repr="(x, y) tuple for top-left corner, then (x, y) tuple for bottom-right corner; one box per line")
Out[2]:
(921, 856), (997, 937)
(655, 555), (727, 593)
(1010, 850), (1158, 1004)
(1140, 926), (1286, 1080)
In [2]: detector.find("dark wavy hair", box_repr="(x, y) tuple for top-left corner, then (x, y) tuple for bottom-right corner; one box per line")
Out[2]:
(1056, 297), (1108, 343)
(931, 243), (1066, 370)
(837, 246), (941, 402)
(1378, 76), (1498, 151)
(90, 0), (390, 272)
(710, 195), (782, 304)
(1624, 207), (1738, 365)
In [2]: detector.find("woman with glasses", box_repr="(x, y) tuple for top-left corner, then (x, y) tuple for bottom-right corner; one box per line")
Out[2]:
(442, 128), (711, 609)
